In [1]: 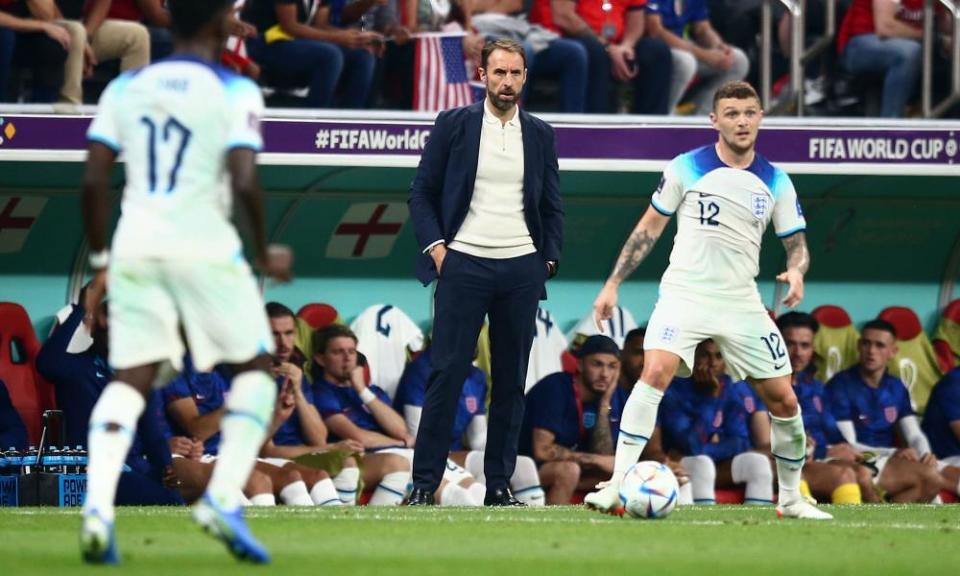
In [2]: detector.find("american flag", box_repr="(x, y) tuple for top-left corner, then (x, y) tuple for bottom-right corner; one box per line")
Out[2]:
(414, 33), (477, 112)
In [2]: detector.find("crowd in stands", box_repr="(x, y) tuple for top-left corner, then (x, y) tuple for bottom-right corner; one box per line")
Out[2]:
(0, 0), (956, 117)
(2, 289), (959, 508)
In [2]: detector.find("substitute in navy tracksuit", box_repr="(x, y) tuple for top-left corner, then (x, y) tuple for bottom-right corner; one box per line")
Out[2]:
(407, 41), (563, 500)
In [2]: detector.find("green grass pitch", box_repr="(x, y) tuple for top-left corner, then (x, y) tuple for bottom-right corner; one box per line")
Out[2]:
(3, 505), (959, 575)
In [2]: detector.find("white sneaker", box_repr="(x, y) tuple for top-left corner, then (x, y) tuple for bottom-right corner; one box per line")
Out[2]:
(777, 500), (833, 520)
(584, 481), (623, 515)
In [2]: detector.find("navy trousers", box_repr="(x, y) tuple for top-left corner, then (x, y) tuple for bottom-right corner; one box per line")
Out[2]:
(412, 249), (546, 492)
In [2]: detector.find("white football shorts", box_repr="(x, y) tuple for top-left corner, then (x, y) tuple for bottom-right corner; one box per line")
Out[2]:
(644, 291), (792, 381)
(108, 257), (274, 375)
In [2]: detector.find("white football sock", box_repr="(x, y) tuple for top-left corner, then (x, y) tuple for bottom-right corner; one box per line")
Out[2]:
(333, 467), (360, 505)
(467, 482), (487, 504)
(248, 493), (276, 506)
(681, 455), (716, 504)
(464, 450), (485, 483)
(770, 410), (806, 506)
(279, 480), (315, 506)
(369, 471), (410, 506)
(510, 456), (545, 506)
(205, 371), (276, 512)
(440, 482), (480, 506)
(678, 481), (694, 505)
(732, 452), (774, 505)
(612, 382), (663, 483)
(310, 478), (343, 506)
(83, 382), (145, 522)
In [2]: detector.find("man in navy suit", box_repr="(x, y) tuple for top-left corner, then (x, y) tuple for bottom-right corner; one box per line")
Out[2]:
(407, 38), (564, 506)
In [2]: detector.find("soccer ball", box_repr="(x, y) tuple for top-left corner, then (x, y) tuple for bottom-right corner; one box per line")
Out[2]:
(618, 461), (679, 519)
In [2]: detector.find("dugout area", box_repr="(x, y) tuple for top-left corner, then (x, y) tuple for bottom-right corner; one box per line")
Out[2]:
(0, 109), (957, 338)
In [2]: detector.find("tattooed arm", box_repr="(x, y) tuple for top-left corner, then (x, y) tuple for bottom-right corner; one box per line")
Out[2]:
(776, 232), (810, 308)
(532, 428), (614, 472)
(593, 205), (672, 330)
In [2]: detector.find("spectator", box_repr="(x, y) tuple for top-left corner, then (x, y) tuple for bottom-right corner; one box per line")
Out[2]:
(519, 335), (620, 504)
(837, 0), (926, 118)
(645, 0), (749, 115)
(470, 0), (589, 113)
(396, 346), (546, 506)
(827, 319), (950, 502)
(778, 311), (875, 505)
(103, 0), (173, 60)
(533, 0), (671, 114)
(365, 0), (412, 108)
(243, 0), (382, 108)
(660, 340), (774, 505)
(0, 0), (69, 103)
(920, 367), (960, 495)
(107, 0), (173, 62)
(55, 0), (150, 104)
(311, 324), (483, 505)
(406, 0), (484, 63)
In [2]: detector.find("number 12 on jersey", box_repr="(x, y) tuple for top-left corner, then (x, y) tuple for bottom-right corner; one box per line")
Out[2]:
(141, 115), (192, 194)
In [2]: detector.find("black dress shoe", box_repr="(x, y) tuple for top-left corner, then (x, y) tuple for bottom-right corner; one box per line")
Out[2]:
(405, 487), (435, 506)
(484, 487), (526, 507)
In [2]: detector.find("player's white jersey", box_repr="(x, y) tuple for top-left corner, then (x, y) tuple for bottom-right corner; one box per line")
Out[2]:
(651, 144), (805, 305)
(87, 54), (264, 261)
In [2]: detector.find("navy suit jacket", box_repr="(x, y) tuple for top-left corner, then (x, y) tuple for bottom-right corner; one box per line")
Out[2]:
(408, 101), (564, 289)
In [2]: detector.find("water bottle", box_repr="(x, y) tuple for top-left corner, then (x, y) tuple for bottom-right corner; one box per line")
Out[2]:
(46, 446), (63, 473)
(6, 448), (21, 475)
(61, 446), (76, 474)
(76, 446), (88, 475)
(22, 446), (38, 475)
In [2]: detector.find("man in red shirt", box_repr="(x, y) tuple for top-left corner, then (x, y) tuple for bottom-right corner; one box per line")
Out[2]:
(106, 0), (174, 60)
(837, 0), (928, 117)
(531, 0), (672, 114)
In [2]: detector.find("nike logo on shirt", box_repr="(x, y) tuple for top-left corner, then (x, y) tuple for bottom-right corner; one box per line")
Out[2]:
(774, 363), (786, 370)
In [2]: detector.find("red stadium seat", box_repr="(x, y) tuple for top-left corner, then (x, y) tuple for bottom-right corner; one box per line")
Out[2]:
(878, 306), (923, 340)
(297, 303), (341, 330)
(812, 305), (853, 329)
(0, 302), (56, 445)
(932, 299), (960, 373)
(810, 305), (859, 383)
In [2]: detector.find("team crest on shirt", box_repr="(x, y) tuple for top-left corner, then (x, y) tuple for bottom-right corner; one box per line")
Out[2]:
(744, 396), (755, 414)
(884, 406), (898, 423)
(583, 411), (597, 429)
(712, 410), (723, 428)
(751, 193), (768, 218)
(464, 396), (478, 414)
(812, 396), (823, 413)
(660, 326), (679, 342)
